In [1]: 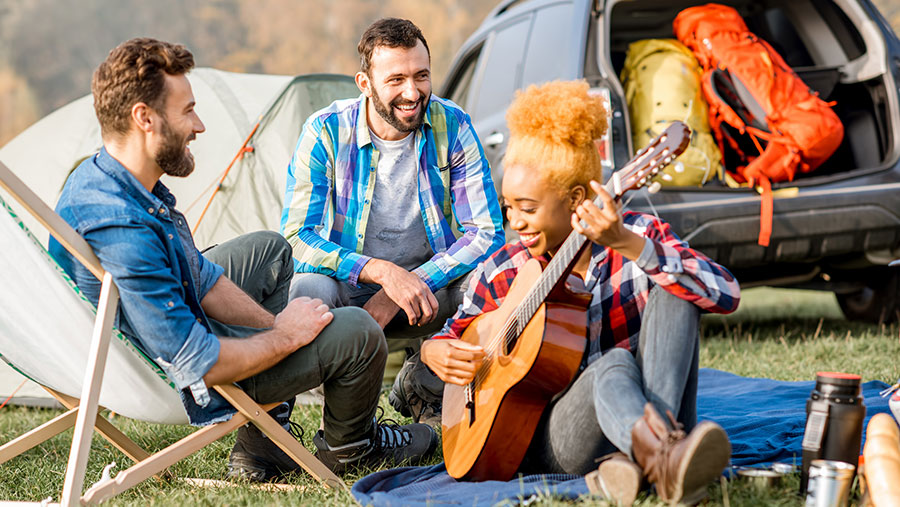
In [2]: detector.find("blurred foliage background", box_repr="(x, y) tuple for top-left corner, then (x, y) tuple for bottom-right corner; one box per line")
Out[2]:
(0, 0), (495, 145)
(0, 0), (898, 146)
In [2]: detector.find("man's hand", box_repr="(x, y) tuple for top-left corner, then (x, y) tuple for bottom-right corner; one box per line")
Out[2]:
(362, 289), (401, 328)
(272, 296), (333, 352)
(420, 339), (485, 385)
(571, 181), (646, 261)
(203, 296), (332, 387)
(360, 259), (438, 326)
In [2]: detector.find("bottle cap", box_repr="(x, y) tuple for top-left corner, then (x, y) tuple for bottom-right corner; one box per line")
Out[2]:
(816, 372), (861, 387)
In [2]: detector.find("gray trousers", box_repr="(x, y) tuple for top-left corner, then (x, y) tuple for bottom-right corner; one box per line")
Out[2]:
(289, 271), (471, 346)
(521, 285), (700, 475)
(203, 231), (387, 445)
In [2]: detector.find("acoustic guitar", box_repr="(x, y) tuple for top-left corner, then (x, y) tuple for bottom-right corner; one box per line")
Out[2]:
(441, 121), (691, 481)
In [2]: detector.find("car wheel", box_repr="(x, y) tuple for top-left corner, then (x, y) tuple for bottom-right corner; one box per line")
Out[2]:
(835, 268), (900, 323)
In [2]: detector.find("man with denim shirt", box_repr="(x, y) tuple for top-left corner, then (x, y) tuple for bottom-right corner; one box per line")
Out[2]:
(282, 19), (504, 424)
(50, 37), (437, 482)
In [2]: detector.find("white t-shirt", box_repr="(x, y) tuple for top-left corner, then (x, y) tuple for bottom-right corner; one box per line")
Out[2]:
(362, 129), (434, 271)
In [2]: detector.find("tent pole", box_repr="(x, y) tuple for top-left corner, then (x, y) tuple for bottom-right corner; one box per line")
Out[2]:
(190, 120), (261, 235)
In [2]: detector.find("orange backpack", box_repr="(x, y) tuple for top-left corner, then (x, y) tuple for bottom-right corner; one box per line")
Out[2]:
(674, 3), (844, 246)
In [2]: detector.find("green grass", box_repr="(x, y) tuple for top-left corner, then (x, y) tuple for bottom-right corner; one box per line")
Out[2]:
(702, 288), (897, 383)
(1, 287), (895, 505)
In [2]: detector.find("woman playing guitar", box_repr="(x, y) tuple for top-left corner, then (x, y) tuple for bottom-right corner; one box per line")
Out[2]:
(420, 81), (741, 505)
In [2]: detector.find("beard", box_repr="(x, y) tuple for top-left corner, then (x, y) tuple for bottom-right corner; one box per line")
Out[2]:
(370, 86), (428, 133)
(155, 117), (195, 178)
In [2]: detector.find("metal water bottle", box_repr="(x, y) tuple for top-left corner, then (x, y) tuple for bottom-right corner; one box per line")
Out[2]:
(799, 372), (866, 495)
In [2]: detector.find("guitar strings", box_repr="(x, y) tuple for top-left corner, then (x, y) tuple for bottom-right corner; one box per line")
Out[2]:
(469, 198), (603, 388)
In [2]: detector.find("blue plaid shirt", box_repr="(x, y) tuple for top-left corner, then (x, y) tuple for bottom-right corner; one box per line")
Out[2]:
(280, 94), (505, 291)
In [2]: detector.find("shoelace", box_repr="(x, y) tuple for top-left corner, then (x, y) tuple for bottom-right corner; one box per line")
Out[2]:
(651, 409), (687, 498)
(272, 402), (305, 443)
(373, 407), (411, 450)
(286, 420), (305, 443)
(663, 409), (686, 441)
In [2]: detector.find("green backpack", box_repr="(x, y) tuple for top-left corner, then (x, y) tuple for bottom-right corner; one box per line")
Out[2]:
(621, 38), (723, 187)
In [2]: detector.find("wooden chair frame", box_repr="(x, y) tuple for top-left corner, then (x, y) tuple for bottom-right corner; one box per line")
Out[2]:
(0, 160), (344, 505)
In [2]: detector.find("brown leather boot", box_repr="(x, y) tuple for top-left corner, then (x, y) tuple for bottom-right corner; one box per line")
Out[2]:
(631, 403), (731, 505)
(585, 452), (642, 505)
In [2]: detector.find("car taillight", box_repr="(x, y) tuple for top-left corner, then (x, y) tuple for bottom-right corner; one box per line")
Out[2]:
(588, 86), (615, 175)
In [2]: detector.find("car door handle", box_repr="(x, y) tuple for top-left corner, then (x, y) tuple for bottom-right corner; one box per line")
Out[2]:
(484, 131), (504, 148)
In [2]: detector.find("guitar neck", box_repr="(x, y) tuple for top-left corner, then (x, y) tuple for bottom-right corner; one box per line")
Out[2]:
(510, 177), (618, 330)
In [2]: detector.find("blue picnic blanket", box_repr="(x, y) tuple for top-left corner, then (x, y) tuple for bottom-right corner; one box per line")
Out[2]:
(698, 369), (889, 467)
(351, 368), (892, 507)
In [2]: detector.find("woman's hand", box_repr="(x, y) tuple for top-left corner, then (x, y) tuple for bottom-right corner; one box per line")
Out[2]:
(571, 181), (645, 261)
(420, 339), (485, 385)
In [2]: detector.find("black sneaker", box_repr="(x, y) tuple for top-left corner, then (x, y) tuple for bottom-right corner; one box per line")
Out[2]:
(389, 350), (444, 428)
(226, 400), (306, 482)
(411, 401), (442, 428)
(312, 411), (438, 474)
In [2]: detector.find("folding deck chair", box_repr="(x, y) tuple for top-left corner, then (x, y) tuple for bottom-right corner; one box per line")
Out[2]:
(0, 160), (344, 505)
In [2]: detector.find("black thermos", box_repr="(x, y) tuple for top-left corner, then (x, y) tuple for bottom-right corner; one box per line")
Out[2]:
(799, 372), (866, 494)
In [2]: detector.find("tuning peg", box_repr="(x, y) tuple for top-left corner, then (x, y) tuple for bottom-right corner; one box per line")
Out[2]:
(674, 161), (685, 173)
(648, 181), (662, 194)
(661, 173), (673, 182)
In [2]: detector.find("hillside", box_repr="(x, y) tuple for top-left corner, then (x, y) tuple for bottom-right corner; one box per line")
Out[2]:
(1, 0), (899, 146)
(0, 0), (494, 144)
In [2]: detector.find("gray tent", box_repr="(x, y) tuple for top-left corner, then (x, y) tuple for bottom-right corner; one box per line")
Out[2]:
(0, 67), (358, 406)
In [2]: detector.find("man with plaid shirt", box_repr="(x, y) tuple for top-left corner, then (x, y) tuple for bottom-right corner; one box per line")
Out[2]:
(280, 19), (504, 425)
(281, 18), (503, 333)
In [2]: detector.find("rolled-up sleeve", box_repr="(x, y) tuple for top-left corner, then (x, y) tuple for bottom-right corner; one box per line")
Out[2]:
(196, 252), (224, 300)
(83, 218), (221, 404)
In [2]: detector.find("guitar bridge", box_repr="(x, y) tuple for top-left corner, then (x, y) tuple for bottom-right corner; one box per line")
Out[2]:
(465, 384), (475, 425)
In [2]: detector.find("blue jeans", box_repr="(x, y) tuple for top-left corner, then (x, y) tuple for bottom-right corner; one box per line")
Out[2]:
(520, 285), (700, 475)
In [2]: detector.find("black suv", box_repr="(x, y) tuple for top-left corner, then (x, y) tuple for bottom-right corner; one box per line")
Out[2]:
(441, 0), (900, 322)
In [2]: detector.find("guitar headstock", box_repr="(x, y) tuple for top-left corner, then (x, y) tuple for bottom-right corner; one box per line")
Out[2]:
(609, 121), (691, 199)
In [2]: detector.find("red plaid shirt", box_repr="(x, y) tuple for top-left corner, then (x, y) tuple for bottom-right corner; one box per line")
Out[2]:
(433, 211), (740, 362)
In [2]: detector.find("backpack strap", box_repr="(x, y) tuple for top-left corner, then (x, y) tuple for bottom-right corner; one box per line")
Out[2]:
(742, 142), (802, 246)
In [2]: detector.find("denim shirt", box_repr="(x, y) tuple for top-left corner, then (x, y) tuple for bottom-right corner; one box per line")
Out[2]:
(49, 149), (234, 426)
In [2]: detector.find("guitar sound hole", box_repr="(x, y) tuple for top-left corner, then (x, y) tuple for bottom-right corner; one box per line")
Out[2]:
(503, 326), (519, 355)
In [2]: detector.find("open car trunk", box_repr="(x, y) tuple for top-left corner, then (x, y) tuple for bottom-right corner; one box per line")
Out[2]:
(597, 0), (898, 184)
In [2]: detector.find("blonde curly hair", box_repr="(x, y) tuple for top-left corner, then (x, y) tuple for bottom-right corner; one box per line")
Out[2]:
(503, 80), (608, 193)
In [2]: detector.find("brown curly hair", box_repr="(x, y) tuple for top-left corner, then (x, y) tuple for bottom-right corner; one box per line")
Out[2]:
(503, 80), (608, 193)
(92, 38), (194, 138)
